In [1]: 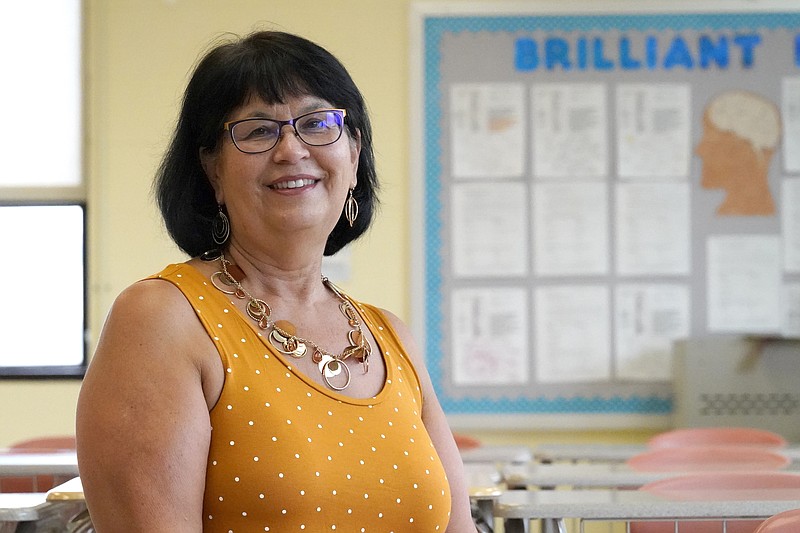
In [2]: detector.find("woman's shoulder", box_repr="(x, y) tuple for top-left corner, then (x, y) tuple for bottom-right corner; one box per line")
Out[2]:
(357, 303), (423, 363)
(358, 303), (412, 340)
(108, 263), (202, 327)
(92, 263), (219, 382)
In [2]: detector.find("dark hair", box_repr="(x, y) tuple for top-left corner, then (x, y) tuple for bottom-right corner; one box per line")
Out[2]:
(154, 31), (378, 257)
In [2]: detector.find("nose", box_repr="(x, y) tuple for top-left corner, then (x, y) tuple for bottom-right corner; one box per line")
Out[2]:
(695, 135), (708, 157)
(272, 124), (309, 158)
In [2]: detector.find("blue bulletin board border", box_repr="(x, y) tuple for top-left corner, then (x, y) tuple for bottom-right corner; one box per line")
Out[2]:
(420, 7), (800, 416)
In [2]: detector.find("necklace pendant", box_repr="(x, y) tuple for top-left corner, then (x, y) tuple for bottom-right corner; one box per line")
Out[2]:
(282, 337), (300, 353)
(270, 329), (307, 358)
(341, 345), (358, 361)
(246, 299), (271, 330)
(348, 329), (363, 347)
(352, 345), (370, 373)
(274, 320), (297, 336)
(287, 339), (307, 358)
(322, 357), (352, 391)
(340, 302), (359, 326)
(210, 272), (237, 295)
(348, 329), (371, 373)
(318, 354), (342, 377)
(362, 342), (371, 373)
(352, 344), (368, 363)
(311, 349), (323, 364)
(226, 263), (246, 282)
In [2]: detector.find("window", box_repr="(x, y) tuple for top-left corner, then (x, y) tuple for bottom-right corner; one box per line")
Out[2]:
(0, 1), (85, 377)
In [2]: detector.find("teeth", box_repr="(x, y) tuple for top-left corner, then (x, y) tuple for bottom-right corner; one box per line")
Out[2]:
(272, 179), (314, 190)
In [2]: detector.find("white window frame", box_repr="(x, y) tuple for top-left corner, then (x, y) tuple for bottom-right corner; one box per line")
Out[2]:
(0, 1), (86, 377)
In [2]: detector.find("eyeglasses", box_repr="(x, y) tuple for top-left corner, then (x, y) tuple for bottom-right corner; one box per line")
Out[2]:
(223, 108), (347, 154)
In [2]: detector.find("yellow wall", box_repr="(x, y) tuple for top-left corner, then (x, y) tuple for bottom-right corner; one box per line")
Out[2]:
(0, 0), (659, 447)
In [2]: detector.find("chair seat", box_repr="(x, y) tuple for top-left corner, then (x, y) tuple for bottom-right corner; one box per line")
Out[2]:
(647, 427), (786, 449)
(627, 445), (789, 472)
(754, 508), (800, 533)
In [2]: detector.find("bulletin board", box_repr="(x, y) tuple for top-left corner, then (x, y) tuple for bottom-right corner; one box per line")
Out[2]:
(410, 1), (800, 428)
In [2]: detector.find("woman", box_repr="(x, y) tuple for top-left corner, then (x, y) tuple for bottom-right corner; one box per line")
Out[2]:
(76, 30), (477, 532)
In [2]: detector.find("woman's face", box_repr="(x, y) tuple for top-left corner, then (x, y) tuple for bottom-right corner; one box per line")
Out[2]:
(695, 114), (753, 190)
(202, 94), (360, 250)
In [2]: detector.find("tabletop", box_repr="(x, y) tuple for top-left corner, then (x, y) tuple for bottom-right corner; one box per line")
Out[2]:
(460, 444), (534, 464)
(497, 487), (800, 519)
(46, 476), (84, 502)
(532, 442), (800, 464)
(502, 462), (800, 489)
(0, 493), (48, 522)
(0, 451), (79, 476)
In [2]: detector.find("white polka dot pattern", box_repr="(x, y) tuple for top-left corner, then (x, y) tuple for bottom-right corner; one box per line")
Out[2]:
(154, 264), (451, 531)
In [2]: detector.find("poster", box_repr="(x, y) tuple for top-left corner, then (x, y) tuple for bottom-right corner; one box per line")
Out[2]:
(415, 6), (800, 419)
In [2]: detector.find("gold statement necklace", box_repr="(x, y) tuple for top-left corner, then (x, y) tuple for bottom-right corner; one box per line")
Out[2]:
(206, 252), (371, 391)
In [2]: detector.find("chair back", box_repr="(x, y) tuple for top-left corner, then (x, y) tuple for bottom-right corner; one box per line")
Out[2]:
(8, 436), (76, 452)
(754, 509), (800, 533)
(453, 433), (482, 451)
(631, 472), (800, 533)
(627, 445), (789, 472)
(647, 427), (787, 449)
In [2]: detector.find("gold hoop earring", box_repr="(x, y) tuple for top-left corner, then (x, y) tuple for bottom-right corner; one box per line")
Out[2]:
(345, 188), (359, 228)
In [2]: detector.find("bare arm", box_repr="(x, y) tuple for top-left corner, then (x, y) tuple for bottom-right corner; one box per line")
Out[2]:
(381, 309), (479, 533)
(76, 280), (222, 532)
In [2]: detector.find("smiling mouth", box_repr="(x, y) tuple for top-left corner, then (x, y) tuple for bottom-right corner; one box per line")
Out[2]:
(270, 178), (317, 190)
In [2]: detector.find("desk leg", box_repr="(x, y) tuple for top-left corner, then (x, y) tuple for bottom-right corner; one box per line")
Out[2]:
(504, 516), (567, 533)
(502, 518), (527, 533)
(543, 518), (567, 533)
(472, 498), (494, 532)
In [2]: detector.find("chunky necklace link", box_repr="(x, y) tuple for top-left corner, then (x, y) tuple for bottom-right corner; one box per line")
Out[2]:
(207, 252), (371, 390)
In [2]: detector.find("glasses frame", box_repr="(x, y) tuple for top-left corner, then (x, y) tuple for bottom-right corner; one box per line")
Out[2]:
(223, 108), (348, 154)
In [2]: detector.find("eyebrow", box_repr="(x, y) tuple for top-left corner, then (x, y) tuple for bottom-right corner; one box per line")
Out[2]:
(237, 101), (333, 121)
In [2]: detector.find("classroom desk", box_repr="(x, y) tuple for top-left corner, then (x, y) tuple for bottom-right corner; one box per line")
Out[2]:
(0, 493), (47, 522)
(532, 443), (647, 463)
(46, 476), (84, 502)
(460, 444), (534, 464)
(46, 477), (91, 533)
(502, 462), (800, 489)
(0, 491), (85, 533)
(0, 451), (79, 477)
(533, 443), (800, 464)
(494, 487), (800, 533)
(463, 465), (505, 532)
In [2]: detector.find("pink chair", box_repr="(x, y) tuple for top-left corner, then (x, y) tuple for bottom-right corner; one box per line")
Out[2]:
(754, 509), (800, 533)
(453, 432), (481, 451)
(0, 435), (77, 493)
(6, 436), (76, 452)
(631, 472), (800, 533)
(627, 445), (790, 472)
(647, 427), (786, 449)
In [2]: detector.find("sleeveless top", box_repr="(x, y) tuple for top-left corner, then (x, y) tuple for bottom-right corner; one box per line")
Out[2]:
(152, 263), (452, 532)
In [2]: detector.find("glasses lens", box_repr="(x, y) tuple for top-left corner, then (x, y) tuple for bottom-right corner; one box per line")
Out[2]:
(231, 119), (280, 153)
(295, 110), (344, 146)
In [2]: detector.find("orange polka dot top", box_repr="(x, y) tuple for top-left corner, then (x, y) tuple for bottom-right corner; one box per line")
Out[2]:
(153, 263), (452, 532)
